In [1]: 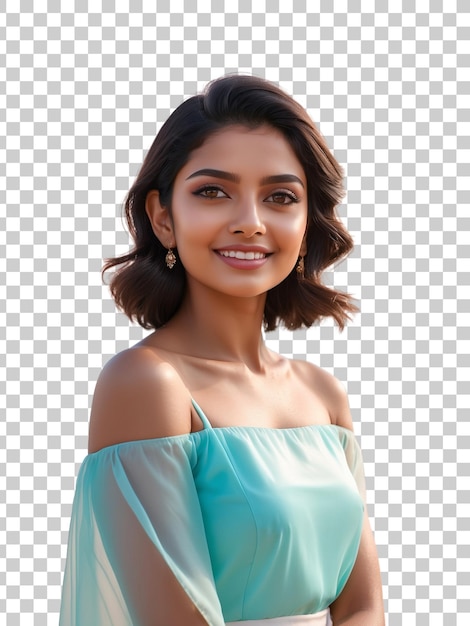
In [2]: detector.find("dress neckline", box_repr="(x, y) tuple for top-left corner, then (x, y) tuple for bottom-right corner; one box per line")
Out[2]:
(87, 401), (354, 457)
(190, 397), (337, 433)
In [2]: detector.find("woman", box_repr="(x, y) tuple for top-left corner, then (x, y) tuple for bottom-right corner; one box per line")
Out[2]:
(59, 75), (384, 625)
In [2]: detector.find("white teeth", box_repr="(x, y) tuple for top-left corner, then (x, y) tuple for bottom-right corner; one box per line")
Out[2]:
(219, 250), (267, 260)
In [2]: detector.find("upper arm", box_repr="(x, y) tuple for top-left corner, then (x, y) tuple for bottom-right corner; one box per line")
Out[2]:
(308, 369), (385, 622)
(88, 347), (192, 453)
(84, 350), (213, 625)
(330, 512), (385, 624)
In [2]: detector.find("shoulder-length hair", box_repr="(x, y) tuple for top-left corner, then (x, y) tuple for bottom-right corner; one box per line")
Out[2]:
(103, 74), (357, 331)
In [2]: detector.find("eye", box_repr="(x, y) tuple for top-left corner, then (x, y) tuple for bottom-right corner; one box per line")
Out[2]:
(265, 190), (300, 205)
(193, 185), (229, 199)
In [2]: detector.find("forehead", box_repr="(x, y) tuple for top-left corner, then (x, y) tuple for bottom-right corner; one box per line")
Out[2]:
(178, 124), (306, 181)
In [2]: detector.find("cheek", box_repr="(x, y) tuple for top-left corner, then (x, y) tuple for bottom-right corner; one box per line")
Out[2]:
(173, 215), (217, 247)
(275, 211), (307, 243)
(171, 210), (219, 266)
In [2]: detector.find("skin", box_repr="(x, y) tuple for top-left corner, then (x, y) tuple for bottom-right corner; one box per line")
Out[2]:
(88, 125), (384, 625)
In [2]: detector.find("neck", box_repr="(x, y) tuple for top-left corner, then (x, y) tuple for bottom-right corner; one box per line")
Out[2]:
(165, 286), (270, 372)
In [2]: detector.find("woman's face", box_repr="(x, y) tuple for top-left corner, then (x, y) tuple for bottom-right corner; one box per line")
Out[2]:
(155, 124), (308, 300)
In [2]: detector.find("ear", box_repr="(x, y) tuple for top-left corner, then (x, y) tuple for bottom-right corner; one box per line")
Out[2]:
(145, 190), (176, 247)
(299, 232), (307, 257)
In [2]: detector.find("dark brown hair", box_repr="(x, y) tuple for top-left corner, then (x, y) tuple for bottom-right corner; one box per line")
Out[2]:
(103, 74), (357, 331)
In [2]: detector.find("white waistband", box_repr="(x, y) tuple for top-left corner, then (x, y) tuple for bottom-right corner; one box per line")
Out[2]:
(226, 608), (332, 626)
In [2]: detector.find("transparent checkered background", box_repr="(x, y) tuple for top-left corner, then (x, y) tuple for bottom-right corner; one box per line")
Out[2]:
(1, 1), (468, 624)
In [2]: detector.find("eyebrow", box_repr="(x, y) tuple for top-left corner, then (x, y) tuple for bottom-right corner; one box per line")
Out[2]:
(185, 168), (305, 189)
(261, 174), (305, 189)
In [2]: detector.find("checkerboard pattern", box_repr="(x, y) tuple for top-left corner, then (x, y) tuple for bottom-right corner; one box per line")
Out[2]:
(1, 2), (468, 624)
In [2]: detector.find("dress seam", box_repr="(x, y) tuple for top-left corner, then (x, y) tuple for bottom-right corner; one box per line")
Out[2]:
(205, 430), (260, 620)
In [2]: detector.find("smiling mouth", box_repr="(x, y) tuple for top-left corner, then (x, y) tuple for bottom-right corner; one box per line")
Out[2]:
(217, 250), (268, 260)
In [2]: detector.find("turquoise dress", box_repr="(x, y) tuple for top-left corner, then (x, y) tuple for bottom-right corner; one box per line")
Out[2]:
(59, 400), (365, 625)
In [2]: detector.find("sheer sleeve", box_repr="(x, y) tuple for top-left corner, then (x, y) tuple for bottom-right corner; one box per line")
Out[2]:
(59, 436), (224, 626)
(336, 427), (367, 502)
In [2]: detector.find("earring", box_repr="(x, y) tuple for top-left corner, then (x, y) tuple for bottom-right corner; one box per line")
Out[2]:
(165, 248), (176, 269)
(296, 256), (304, 277)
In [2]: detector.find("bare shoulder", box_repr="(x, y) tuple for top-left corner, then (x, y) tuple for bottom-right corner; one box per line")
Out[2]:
(88, 346), (192, 453)
(291, 358), (354, 430)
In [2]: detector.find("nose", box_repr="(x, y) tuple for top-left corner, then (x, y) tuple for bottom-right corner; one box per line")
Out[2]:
(229, 197), (266, 237)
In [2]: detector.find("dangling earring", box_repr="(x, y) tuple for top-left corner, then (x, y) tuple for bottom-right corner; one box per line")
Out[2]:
(165, 248), (176, 269)
(296, 255), (304, 277)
